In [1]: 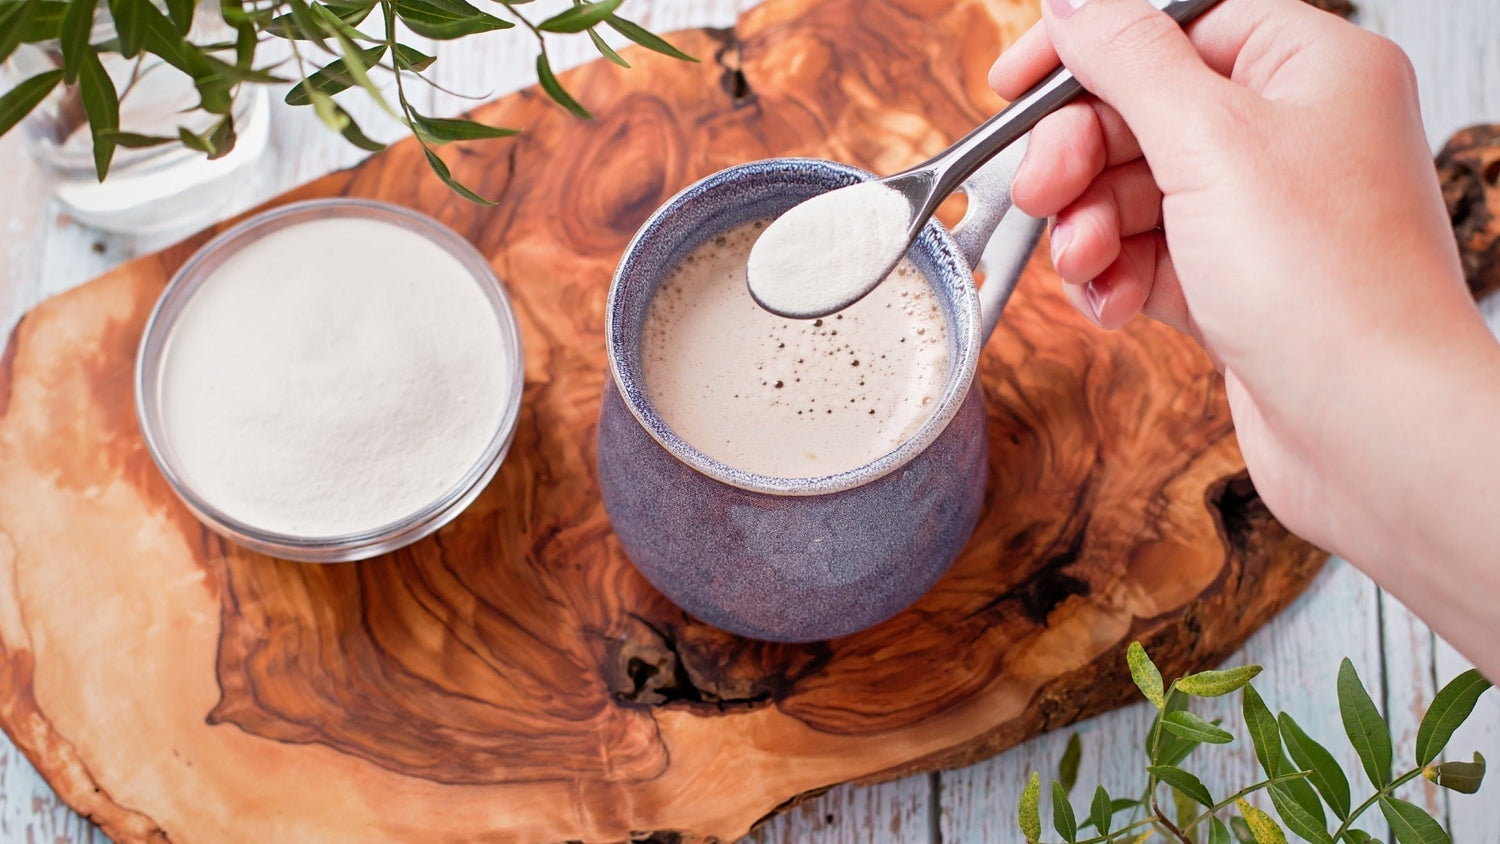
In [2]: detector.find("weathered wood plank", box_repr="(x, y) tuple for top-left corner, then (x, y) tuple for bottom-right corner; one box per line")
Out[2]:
(1380, 592), (1448, 825)
(746, 775), (934, 844)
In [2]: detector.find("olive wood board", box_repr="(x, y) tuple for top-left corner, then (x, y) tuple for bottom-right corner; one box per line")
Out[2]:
(0, 0), (1375, 840)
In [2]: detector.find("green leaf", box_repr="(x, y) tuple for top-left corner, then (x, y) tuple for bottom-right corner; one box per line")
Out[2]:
(1208, 817), (1232, 844)
(1266, 783), (1330, 844)
(392, 0), (510, 39)
(420, 145), (494, 205)
(177, 124), (214, 154)
(165, 0), (193, 32)
(178, 116), (237, 160)
(1236, 800), (1287, 844)
(536, 51), (590, 118)
(206, 113), (235, 160)
(410, 112), (519, 143)
(1424, 751), (1485, 794)
(1147, 765), (1213, 808)
(1150, 695), (1197, 766)
(604, 13), (696, 61)
(284, 44), (387, 105)
(1051, 781), (1077, 843)
(1344, 830), (1377, 844)
(107, 0), (149, 56)
(58, 0), (94, 80)
(76, 49), (119, 179)
(1176, 665), (1264, 698)
(1018, 771), (1041, 844)
(103, 130), (176, 148)
(218, 0), (258, 28)
(1337, 658), (1392, 787)
(0, 0), (40, 64)
(1416, 669), (1492, 766)
(0, 68), (63, 138)
(323, 24), (394, 115)
(110, 0), (197, 77)
(305, 87), (349, 130)
(393, 43), (435, 71)
(1279, 713), (1351, 819)
(16, 0), (65, 42)
(1241, 684), (1283, 778)
(587, 27), (629, 67)
(1172, 783), (1197, 831)
(309, 2), (375, 41)
(1128, 642), (1166, 709)
(322, 0), (377, 26)
(234, 22), (257, 69)
(1058, 733), (1081, 796)
(1089, 786), (1112, 836)
(1163, 710), (1235, 745)
(537, 0), (623, 33)
(333, 106), (385, 152)
(302, 98), (383, 152)
(282, 0), (330, 46)
(1378, 796), (1450, 844)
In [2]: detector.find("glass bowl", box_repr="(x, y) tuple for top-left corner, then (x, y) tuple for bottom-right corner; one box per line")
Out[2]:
(135, 199), (525, 562)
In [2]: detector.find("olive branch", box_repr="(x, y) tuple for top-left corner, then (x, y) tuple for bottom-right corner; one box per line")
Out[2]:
(0, 0), (694, 202)
(1020, 642), (1491, 844)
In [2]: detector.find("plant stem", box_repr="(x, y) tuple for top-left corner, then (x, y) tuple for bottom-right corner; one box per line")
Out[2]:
(1069, 772), (1311, 844)
(1151, 797), (1192, 844)
(1330, 768), (1423, 839)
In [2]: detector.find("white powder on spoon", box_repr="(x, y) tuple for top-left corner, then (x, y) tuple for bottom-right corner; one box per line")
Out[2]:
(160, 217), (509, 538)
(746, 180), (914, 318)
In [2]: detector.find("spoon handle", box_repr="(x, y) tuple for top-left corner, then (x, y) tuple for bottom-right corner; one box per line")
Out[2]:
(921, 0), (1226, 205)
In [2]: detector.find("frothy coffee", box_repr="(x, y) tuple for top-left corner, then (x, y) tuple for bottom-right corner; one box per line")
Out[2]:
(641, 219), (951, 478)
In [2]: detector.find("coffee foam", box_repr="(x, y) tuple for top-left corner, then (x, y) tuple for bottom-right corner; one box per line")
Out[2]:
(641, 219), (951, 479)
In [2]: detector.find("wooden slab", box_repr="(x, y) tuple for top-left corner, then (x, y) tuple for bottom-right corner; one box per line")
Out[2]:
(0, 0), (1329, 841)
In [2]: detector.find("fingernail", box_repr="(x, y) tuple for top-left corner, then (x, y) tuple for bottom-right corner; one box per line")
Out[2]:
(1047, 0), (1086, 18)
(1084, 280), (1108, 325)
(1050, 221), (1073, 267)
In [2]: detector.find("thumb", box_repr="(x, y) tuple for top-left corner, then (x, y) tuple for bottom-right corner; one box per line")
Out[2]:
(1043, 0), (1240, 159)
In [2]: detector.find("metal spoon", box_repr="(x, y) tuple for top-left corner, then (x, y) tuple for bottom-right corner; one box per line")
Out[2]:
(748, 0), (1224, 319)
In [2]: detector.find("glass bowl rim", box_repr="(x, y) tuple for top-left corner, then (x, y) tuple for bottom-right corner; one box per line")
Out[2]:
(134, 197), (525, 562)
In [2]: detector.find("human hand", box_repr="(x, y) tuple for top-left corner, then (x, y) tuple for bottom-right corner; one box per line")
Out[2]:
(989, 0), (1500, 578)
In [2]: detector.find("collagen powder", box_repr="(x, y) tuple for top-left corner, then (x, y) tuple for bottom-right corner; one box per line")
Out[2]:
(159, 217), (510, 538)
(746, 180), (914, 318)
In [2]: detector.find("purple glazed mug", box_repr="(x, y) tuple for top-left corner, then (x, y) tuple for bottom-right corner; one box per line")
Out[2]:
(598, 147), (1044, 642)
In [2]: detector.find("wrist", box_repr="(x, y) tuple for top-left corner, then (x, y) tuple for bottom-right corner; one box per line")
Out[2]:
(1329, 315), (1500, 666)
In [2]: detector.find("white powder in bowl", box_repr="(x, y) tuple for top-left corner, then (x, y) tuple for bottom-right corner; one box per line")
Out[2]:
(746, 180), (913, 318)
(159, 216), (510, 538)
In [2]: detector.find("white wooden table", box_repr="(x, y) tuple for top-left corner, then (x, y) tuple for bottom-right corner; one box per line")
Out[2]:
(1, 1), (1496, 840)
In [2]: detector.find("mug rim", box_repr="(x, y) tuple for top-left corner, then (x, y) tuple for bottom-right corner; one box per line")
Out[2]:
(605, 158), (983, 497)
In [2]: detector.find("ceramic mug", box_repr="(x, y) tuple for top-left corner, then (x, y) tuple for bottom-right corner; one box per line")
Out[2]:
(598, 147), (1044, 642)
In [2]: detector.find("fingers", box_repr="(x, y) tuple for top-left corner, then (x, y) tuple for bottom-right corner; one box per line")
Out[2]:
(1041, 0), (1244, 159)
(1050, 160), (1163, 284)
(988, 21), (1058, 100)
(1067, 231), (1194, 337)
(1013, 99), (1140, 219)
(990, 0), (1335, 101)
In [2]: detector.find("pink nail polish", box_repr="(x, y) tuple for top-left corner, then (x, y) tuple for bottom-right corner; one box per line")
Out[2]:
(1050, 221), (1073, 266)
(1046, 0), (1085, 18)
(1084, 280), (1108, 324)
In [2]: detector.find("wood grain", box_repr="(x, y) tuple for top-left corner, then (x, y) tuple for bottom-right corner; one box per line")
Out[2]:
(1438, 125), (1500, 300)
(0, 0), (1335, 841)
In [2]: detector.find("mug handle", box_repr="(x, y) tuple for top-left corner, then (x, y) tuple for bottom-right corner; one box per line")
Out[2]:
(946, 137), (1046, 342)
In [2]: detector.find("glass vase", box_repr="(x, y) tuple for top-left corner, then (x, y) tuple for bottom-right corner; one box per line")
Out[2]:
(4, 6), (270, 235)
